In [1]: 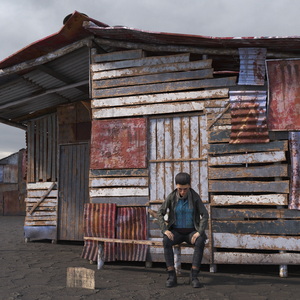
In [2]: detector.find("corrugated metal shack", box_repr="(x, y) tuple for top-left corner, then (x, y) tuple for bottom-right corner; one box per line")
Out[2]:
(0, 149), (26, 216)
(0, 11), (300, 275)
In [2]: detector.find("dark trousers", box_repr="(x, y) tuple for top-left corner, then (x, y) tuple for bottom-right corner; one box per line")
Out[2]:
(163, 230), (206, 269)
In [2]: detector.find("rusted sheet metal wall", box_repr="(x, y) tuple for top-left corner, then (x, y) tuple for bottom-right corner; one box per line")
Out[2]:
(90, 118), (147, 170)
(149, 114), (208, 203)
(57, 102), (91, 144)
(27, 114), (57, 182)
(81, 203), (116, 262)
(229, 90), (269, 144)
(0, 150), (26, 216)
(288, 132), (300, 210)
(238, 48), (266, 85)
(267, 59), (300, 130)
(116, 207), (148, 261)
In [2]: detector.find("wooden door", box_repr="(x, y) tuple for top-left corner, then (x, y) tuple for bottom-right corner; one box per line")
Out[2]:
(149, 114), (208, 202)
(58, 143), (89, 241)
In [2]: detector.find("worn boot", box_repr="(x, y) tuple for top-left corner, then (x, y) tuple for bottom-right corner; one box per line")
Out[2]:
(190, 268), (201, 288)
(166, 270), (177, 287)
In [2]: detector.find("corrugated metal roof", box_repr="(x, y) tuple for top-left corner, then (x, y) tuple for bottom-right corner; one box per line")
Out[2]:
(1, 11), (300, 126)
(0, 47), (90, 122)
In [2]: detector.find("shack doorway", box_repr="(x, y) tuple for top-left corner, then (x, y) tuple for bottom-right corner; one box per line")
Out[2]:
(149, 114), (208, 202)
(58, 143), (90, 241)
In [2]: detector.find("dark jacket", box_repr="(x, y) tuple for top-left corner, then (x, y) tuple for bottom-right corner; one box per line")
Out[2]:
(157, 188), (209, 237)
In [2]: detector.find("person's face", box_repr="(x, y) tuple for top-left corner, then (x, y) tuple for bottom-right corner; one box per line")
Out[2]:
(176, 184), (190, 197)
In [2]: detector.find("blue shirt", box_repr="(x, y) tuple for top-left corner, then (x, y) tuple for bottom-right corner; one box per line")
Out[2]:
(173, 198), (194, 229)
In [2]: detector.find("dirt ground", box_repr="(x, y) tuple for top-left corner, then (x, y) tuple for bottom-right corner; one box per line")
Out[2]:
(1, 216), (300, 300)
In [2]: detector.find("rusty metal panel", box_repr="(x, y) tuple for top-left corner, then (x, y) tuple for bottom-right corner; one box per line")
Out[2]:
(90, 118), (147, 169)
(3, 165), (18, 183)
(3, 190), (24, 216)
(289, 132), (300, 210)
(149, 115), (208, 202)
(81, 203), (117, 262)
(267, 59), (300, 130)
(238, 48), (266, 85)
(229, 90), (269, 144)
(116, 207), (148, 261)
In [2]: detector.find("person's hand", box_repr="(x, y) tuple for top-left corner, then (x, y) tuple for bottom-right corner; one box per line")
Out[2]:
(164, 230), (174, 241)
(191, 232), (200, 244)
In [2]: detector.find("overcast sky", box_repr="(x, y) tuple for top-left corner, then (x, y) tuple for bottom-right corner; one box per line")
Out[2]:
(0, 0), (300, 159)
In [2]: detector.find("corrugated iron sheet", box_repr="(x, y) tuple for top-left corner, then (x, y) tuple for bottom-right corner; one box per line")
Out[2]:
(267, 59), (300, 130)
(90, 118), (147, 170)
(81, 203), (116, 262)
(288, 132), (300, 210)
(238, 48), (266, 85)
(230, 90), (269, 144)
(116, 207), (148, 261)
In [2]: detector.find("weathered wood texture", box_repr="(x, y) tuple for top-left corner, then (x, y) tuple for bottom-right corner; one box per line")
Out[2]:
(25, 182), (58, 227)
(58, 143), (89, 241)
(149, 114), (208, 203)
(27, 114), (57, 183)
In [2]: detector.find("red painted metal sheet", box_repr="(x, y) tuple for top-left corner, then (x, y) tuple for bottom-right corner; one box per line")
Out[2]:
(289, 132), (300, 210)
(81, 203), (116, 262)
(238, 48), (267, 85)
(267, 59), (300, 130)
(230, 91), (269, 144)
(116, 207), (148, 261)
(90, 118), (147, 169)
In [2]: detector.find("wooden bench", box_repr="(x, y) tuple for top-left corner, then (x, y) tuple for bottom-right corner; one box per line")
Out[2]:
(84, 236), (194, 275)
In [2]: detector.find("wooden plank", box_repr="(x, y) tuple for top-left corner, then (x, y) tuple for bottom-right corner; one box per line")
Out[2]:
(92, 59), (212, 79)
(28, 182), (56, 215)
(89, 187), (149, 197)
(25, 198), (57, 204)
(24, 220), (57, 226)
(209, 180), (289, 193)
(91, 53), (190, 72)
(92, 88), (228, 108)
(66, 267), (95, 290)
(212, 220), (300, 235)
(84, 236), (163, 246)
(208, 151), (286, 166)
(211, 194), (287, 206)
(90, 177), (148, 187)
(90, 168), (148, 177)
(208, 140), (288, 154)
(90, 197), (149, 206)
(209, 164), (288, 179)
(93, 49), (144, 63)
(27, 190), (58, 198)
(92, 76), (237, 98)
(25, 216), (57, 221)
(213, 233), (300, 251)
(213, 252), (300, 264)
(93, 69), (213, 89)
(27, 182), (57, 190)
(93, 101), (205, 119)
(211, 207), (292, 219)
